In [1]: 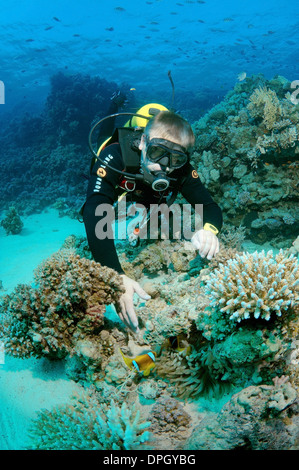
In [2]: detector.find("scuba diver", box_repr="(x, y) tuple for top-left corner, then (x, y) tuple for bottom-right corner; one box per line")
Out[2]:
(82, 94), (223, 332)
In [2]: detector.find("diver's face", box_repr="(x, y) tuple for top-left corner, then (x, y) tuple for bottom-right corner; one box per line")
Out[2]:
(139, 134), (176, 174)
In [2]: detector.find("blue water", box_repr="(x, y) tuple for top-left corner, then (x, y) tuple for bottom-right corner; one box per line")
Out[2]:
(0, 0), (298, 115)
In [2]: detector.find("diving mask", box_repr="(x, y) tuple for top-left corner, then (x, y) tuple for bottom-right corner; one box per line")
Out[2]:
(145, 137), (189, 169)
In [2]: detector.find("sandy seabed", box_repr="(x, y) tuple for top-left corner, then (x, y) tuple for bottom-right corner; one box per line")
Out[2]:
(0, 209), (86, 450)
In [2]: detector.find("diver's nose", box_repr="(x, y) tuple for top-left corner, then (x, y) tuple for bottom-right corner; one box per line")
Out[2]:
(159, 156), (169, 167)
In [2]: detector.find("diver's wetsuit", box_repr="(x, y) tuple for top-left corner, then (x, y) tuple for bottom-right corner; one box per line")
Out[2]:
(83, 143), (223, 274)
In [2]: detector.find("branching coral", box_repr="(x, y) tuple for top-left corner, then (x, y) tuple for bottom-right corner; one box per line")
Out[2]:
(152, 249), (297, 398)
(247, 86), (282, 130)
(0, 249), (124, 359)
(202, 250), (298, 337)
(28, 392), (151, 450)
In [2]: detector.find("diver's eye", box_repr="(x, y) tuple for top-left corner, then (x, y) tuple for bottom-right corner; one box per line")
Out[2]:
(147, 146), (168, 161)
(170, 152), (187, 168)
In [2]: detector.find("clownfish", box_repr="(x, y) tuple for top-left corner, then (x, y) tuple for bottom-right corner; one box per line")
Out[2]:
(167, 335), (192, 356)
(120, 349), (156, 376)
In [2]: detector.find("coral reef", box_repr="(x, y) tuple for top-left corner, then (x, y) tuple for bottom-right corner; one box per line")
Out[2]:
(28, 391), (151, 450)
(191, 74), (299, 247)
(0, 249), (124, 359)
(184, 381), (298, 450)
(0, 73), (297, 248)
(0, 72), (126, 214)
(140, 247), (298, 400)
(1, 71), (299, 450)
(0, 206), (23, 235)
(119, 239), (198, 280)
(1, 236), (298, 450)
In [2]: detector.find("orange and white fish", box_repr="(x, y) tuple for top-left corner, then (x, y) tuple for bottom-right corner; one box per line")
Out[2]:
(120, 349), (156, 376)
(167, 335), (192, 356)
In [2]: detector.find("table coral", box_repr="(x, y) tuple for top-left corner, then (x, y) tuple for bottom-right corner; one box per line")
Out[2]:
(0, 249), (124, 359)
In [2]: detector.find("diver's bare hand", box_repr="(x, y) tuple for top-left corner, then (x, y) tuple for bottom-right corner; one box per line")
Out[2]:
(119, 274), (151, 332)
(191, 229), (219, 260)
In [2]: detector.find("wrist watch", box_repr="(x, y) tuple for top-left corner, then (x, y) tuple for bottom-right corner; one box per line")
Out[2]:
(203, 223), (219, 235)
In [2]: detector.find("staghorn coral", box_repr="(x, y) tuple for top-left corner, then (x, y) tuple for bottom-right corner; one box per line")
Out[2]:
(202, 250), (298, 337)
(28, 392), (151, 450)
(0, 249), (124, 359)
(184, 382), (299, 450)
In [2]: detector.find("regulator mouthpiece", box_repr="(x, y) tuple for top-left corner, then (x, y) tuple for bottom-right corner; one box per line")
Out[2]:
(151, 173), (170, 192)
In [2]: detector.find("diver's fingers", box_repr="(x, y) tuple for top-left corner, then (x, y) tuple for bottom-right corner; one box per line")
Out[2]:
(133, 282), (151, 301)
(119, 298), (130, 326)
(125, 297), (139, 331)
(192, 229), (219, 260)
(192, 229), (208, 256)
(199, 231), (211, 258)
(120, 294), (139, 332)
(191, 231), (201, 250)
(207, 234), (219, 260)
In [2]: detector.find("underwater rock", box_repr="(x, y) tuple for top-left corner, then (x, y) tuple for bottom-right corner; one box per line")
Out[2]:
(149, 395), (191, 449)
(184, 382), (298, 450)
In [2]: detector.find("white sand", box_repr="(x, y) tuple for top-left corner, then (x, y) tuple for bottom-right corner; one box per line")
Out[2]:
(0, 208), (86, 294)
(0, 209), (86, 450)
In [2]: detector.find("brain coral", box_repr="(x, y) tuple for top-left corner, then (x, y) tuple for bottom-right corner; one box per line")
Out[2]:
(0, 249), (124, 358)
(201, 250), (298, 339)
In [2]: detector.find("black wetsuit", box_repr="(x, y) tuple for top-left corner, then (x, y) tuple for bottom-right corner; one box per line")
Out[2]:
(83, 143), (223, 274)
